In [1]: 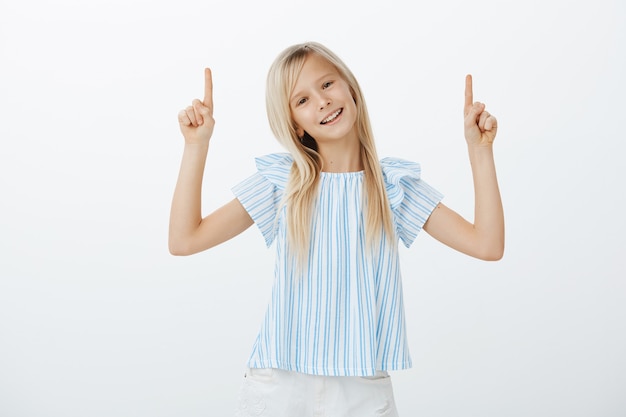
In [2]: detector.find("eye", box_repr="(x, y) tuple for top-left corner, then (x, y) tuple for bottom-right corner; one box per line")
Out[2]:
(296, 97), (307, 106)
(322, 81), (333, 89)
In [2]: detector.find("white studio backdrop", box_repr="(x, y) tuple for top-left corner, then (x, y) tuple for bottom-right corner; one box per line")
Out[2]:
(1, 0), (625, 416)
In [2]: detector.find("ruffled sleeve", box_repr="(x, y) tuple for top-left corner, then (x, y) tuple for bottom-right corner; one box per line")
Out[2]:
(231, 153), (293, 247)
(381, 157), (444, 248)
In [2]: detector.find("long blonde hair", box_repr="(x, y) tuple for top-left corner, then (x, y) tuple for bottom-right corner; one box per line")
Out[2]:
(265, 42), (394, 258)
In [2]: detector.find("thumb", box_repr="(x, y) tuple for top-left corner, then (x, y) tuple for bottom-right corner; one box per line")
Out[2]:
(464, 102), (484, 127)
(192, 99), (210, 125)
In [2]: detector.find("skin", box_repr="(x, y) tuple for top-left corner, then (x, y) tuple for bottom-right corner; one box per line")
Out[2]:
(423, 75), (504, 260)
(169, 60), (504, 261)
(289, 54), (361, 172)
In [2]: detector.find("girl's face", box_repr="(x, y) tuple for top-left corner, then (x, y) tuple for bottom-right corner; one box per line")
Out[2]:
(289, 54), (358, 147)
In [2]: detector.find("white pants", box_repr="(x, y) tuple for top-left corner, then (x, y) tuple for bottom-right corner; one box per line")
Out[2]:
(234, 367), (399, 417)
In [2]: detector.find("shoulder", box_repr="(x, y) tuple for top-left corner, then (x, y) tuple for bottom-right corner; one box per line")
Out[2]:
(380, 157), (422, 185)
(253, 152), (293, 190)
(254, 152), (293, 170)
(380, 157), (442, 211)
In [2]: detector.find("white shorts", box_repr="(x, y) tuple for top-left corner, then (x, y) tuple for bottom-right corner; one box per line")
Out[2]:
(234, 367), (399, 417)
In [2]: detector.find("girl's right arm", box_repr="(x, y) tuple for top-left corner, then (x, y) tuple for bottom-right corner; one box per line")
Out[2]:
(168, 68), (253, 256)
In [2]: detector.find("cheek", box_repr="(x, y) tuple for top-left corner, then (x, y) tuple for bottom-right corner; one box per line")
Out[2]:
(290, 115), (304, 135)
(292, 111), (309, 128)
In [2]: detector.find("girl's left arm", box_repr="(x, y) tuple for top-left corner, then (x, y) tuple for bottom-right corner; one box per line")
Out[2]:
(423, 75), (504, 261)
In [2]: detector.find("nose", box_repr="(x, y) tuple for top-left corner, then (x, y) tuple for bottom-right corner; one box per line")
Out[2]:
(318, 94), (331, 110)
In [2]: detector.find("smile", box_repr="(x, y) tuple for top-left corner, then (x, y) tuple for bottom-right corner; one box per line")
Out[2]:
(320, 108), (343, 125)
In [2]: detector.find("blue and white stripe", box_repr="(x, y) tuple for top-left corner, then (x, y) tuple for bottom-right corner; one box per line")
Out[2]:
(232, 153), (444, 376)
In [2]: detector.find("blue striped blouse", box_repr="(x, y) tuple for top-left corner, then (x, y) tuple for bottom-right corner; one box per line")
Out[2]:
(232, 153), (443, 376)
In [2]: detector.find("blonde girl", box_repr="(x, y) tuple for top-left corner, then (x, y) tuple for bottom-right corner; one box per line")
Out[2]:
(170, 41), (503, 416)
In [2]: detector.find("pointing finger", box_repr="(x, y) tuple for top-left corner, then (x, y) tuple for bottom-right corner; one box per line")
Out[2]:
(464, 74), (473, 116)
(464, 101), (485, 130)
(203, 68), (213, 113)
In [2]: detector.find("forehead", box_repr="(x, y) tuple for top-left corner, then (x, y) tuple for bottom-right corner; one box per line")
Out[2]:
(294, 53), (338, 85)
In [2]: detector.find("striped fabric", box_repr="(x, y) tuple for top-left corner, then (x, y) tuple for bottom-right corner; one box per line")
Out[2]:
(232, 153), (443, 376)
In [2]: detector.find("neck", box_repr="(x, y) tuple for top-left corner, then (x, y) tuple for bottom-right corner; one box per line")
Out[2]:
(317, 138), (363, 172)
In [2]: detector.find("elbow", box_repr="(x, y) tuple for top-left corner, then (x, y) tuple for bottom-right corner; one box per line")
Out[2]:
(168, 238), (194, 256)
(169, 235), (212, 256)
(482, 250), (504, 261)
(169, 245), (188, 257)
(473, 228), (505, 261)
(169, 247), (188, 257)
(477, 242), (505, 261)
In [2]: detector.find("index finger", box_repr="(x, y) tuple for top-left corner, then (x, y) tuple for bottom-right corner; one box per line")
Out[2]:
(203, 68), (213, 110)
(464, 74), (473, 113)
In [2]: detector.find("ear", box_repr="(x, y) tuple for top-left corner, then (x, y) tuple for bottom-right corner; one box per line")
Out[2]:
(295, 125), (304, 138)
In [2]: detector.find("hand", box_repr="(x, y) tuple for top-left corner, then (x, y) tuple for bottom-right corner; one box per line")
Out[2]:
(178, 68), (215, 145)
(463, 74), (497, 147)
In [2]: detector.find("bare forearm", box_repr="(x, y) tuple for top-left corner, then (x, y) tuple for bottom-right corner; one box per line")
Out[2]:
(468, 144), (504, 259)
(168, 68), (254, 255)
(424, 75), (504, 261)
(168, 143), (210, 252)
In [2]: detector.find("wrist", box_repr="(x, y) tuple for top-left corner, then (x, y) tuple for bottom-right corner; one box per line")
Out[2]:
(467, 142), (494, 154)
(184, 141), (210, 153)
(467, 143), (496, 166)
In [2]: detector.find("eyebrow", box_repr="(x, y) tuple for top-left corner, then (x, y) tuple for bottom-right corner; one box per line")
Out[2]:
(290, 72), (337, 104)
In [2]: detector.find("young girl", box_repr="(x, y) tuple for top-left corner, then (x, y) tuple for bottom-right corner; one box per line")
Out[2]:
(170, 42), (503, 417)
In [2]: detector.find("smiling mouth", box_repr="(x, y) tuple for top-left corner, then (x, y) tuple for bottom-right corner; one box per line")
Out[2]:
(320, 108), (343, 125)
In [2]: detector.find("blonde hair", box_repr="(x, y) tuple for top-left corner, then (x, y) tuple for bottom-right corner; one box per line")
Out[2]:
(265, 41), (394, 259)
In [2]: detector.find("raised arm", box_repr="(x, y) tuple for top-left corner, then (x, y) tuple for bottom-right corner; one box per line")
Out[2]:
(168, 68), (253, 256)
(423, 75), (504, 261)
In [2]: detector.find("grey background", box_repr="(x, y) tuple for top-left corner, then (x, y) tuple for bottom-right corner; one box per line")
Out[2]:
(1, 0), (624, 415)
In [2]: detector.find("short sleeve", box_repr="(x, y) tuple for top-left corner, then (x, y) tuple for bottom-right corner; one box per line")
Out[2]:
(381, 157), (444, 248)
(231, 153), (292, 247)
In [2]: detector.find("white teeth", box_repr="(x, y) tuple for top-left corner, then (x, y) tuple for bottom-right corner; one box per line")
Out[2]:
(321, 109), (342, 124)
